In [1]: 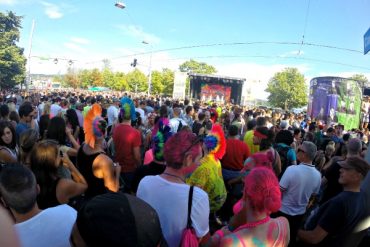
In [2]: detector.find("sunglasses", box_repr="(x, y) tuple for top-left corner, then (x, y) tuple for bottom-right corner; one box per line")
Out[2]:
(298, 148), (306, 153)
(181, 136), (203, 156)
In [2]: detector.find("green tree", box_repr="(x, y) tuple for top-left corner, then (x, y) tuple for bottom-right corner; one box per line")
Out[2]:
(349, 74), (369, 87)
(179, 59), (217, 74)
(0, 11), (26, 89)
(265, 68), (307, 110)
(162, 68), (175, 95)
(112, 72), (128, 91)
(91, 68), (103, 87)
(179, 59), (216, 96)
(101, 68), (114, 88)
(126, 69), (147, 93)
(63, 67), (80, 88)
(78, 69), (93, 89)
(151, 70), (164, 94)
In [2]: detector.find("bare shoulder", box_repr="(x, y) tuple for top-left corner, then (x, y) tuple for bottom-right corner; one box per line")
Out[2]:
(93, 153), (113, 168)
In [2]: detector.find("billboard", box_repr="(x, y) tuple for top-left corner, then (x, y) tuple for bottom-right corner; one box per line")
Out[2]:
(200, 83), (231, 102)
(173, 72), (187, 99)
(308, 77), (362, 129)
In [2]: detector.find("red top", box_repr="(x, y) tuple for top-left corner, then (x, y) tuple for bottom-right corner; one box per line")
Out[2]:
(220, 139), (250, 171)
(113, 124), (141, 173)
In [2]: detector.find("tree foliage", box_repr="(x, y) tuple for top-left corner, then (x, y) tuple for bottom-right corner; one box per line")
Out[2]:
(61, 66), (174, 94)
(63, 67), (80, 89)
(126, 69), (147, 93)
(151, 68), (175, 95)
(0, 11), (26, 89)
(349, 74), (369, 87)
(266, 68), (307, 110)
(179, 59), (217, 74)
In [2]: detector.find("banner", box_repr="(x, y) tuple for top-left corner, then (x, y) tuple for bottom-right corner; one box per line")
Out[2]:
(308, 77), (362, 129)
(173, 72), (187, 99)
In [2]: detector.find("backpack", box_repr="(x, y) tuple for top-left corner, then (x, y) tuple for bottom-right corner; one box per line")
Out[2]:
(180, 186), (198, 247)
(273, 144), (292, 179)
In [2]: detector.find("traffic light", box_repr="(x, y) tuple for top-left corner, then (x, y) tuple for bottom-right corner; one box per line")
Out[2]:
(131, 58), (137, 67)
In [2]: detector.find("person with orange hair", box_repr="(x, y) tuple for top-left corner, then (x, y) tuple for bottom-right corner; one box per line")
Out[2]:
(77, 103), (121, 199)
(212, 167), (290, 247)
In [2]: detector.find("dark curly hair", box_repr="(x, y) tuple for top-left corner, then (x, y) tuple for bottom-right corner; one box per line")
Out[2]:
(275, 130), (294, 146)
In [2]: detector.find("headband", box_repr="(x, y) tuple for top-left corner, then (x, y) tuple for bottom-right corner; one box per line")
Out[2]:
(254, 130), (268, 139)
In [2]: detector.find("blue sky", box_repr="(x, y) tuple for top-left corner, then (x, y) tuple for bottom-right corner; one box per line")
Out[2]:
(1, 0), (370, 99)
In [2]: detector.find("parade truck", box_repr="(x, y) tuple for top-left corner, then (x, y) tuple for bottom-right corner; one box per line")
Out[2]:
(308, 76), (362, 129)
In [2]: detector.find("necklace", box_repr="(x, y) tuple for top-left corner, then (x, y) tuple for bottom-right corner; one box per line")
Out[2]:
(234, 216), (271, 231)
(162, 172), (186, 183)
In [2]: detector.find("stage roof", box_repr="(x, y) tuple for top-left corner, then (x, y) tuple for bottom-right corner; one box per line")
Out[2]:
(188, 73), (246, 82)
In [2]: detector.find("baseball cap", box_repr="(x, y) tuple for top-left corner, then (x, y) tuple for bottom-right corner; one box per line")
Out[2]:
(76, 192), (167, 247)
(280, 120), (289, 130)
(339, 156), (370, 177)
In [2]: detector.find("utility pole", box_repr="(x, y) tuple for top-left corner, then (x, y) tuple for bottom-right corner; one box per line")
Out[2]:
(26, 19), (35, 92)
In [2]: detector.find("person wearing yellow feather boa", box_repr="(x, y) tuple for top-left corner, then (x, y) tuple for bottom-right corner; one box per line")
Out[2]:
(187, 124), (227, 213)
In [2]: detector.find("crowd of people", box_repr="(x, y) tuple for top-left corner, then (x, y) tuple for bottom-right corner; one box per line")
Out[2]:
(0, 89), (369, 247)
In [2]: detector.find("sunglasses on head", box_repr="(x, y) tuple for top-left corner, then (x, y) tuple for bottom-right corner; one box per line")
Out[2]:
(181, 136), (203, 156)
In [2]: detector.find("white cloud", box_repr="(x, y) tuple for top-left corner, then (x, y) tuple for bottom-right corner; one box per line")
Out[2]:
(117, 25), (160, 44)
(41, 2), (63, 19)
(63, 42), (86, 53)
(279, 50), (305, 57)
(70, 37), (90, 45)
(0, 0), (17, 5)
(216, 62), (311, 100)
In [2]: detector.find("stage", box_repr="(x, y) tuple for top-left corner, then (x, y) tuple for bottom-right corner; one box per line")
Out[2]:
(189, 73), (245, 105)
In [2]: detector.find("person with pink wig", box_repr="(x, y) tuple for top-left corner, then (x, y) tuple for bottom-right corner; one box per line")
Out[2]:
(211, 167), (290, 246)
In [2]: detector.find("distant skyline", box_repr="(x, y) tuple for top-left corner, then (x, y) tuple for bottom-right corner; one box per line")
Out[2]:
(1, 0), (370, 99)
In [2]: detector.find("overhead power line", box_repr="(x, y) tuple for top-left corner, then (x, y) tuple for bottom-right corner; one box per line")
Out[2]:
(150, 54), (370, 71)
(84, 40), (363, 64)
(32, 41), (366, 70)
(298, 0), (312, 56)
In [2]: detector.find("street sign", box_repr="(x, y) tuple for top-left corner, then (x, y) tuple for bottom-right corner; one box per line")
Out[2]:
(365, 27), (370, 55)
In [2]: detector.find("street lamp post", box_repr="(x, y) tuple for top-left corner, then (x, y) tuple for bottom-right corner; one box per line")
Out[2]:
(142, 41), (152, 96)
(26, 19), (35, 92)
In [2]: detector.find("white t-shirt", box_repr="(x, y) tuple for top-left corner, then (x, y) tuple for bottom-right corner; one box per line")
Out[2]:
(137, 175), (209, 247)
(169, 117), (188, 133)
(279, 163), (321, 216)
(135, 108), (146, 122)
(50, 104), (62, 118)
(37, 103), (44, 121)
(15, 204), (77, 247)
(107, 105), (119, 127)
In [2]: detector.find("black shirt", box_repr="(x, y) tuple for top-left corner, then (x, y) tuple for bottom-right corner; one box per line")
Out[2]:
(317, 191), (370, 247)
(321, 159), (344, 205)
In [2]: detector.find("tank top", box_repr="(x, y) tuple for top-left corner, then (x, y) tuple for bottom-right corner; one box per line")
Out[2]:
(77, 145), (107, 199)
(37, 178), (61, 209)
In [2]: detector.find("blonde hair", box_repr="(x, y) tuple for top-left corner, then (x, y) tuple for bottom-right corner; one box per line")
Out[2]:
(43, 103), (51, 115)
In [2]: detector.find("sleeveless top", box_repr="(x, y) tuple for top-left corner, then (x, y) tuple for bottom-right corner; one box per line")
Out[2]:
(77, 145), (107, 199)
(232, 217), (288, 247)
(0, 146), (18, 164)
(37, 178), (61, 209)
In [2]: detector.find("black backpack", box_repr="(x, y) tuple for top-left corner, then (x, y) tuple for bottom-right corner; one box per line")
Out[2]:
(273, 144), (292, 179)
